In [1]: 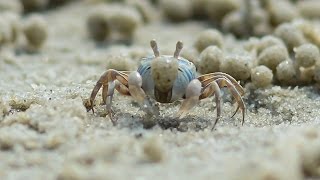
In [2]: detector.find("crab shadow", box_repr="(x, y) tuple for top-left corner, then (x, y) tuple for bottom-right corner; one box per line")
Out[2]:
(115, 112), (212, 132)
(158, 116), (212, 132)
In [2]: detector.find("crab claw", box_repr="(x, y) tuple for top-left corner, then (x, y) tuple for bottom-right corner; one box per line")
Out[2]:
(128, 71), (159, 117)
(177, 79), (202, 119)
(84, 98), (95, 113)
(140, 97), (160, 117)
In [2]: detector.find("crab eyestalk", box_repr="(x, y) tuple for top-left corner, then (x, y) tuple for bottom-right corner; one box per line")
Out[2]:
(174, 41), (183, 58)
(150, 39), (160, 57)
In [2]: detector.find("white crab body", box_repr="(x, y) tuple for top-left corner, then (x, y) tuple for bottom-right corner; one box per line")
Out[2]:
(87, 40), (246, 129)
(138, 55), (197, 103)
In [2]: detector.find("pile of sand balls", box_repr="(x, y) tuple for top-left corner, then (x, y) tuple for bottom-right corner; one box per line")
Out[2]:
(160, 0), (193, 22)
(159, 0), (320, 38)
(87, 3), (143, 42)
(274, 23), (306, 52)
(0, 0), (22, 14)
(0, 0), (75, 14)
(194, 29), (223, 52)
(222, 0), (271, 37)
(20, 0), (74, 13)
(84, 0), (320, 88)
(160, 0), (241, 24)
(3, 0), (320, 89)
(0, 1), (49, 50)
(193, 22), (320, 88)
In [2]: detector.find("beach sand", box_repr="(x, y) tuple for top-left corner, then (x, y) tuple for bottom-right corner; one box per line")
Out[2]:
(0, 1), (320, 179)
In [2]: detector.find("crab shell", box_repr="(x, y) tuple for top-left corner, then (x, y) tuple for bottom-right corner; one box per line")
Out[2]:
(138, 55), (197, 103)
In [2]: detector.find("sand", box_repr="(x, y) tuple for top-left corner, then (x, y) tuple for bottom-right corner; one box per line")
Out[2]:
(0, 1), (320, 180)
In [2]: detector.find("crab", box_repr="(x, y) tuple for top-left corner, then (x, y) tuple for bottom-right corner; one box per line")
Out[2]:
(86, 40), (246, 129)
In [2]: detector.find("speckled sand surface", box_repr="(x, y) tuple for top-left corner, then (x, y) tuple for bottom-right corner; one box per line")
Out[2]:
(1, 1), (320, 180)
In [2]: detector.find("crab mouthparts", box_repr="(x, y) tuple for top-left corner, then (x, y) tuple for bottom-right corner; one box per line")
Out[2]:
(154, 87), (173, 103)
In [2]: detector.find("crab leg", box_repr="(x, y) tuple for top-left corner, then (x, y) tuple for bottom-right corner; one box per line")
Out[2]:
(230, 105), (240, 118)
(102, 81), (116, 121)
(128, 71), (159, 116)
(198, 72), (245, 95)
(177, 79), (202, 119)
(198, 74), (246, 125)
(115, 81), (130, 95)
(200, 81), (222, 129)
(87, 69), (129, 122)
(215, 78), (246, 125)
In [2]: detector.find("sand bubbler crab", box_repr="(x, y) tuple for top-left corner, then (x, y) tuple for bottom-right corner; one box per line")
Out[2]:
(86, 40), (246, 129)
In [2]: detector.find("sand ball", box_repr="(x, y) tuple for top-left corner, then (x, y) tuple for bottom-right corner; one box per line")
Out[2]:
(274, 23), (306, 52)
(256, 35), (285, 55)
(222, 11), (247, 38)
(298, 67), (315, 85)
(2, 12), (21, 43)
(223, 1), (270, 37)
(220, 54), (252, 81)
(294, 43), (319, 68)
(143, 136), (165, 163)
(314, 61), (320, 84)
(301, 144), (320, 177)
(276, 59), (297, 85)
(191, 0), (207, 19)
(267, 0), (299, 26)
(87, 7), (110, 42)
(151, 56), (178, 92)
(127, 0), (154, 23)
(295, 20), (320, 48)
(129, 46), (149, 62)
(48, 0), (72, 7)
(20, 0), (48, 12)
(197, 46), (223, 74)
(297, 0), (320, 19)
(0, 12), (21, 44)
(205, 0), (240, 23)
(242, 37), (259, 52)
(253, 24), (272, 38)
(108, 6), (142, 39)
(249, 2), (269, 27)
(160, 0), (193, 22)
(258, 45), (289, 71)
(180, 47), (199, 64)
(194, 29), (223, 52)
(23, 14), (48, 48)
(106, 55), (136, 71)
(0, 0), (23, 13)
(250, 8), (271, 36)
(0, 18), (13, 45)
(251, 65), (273, 88)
